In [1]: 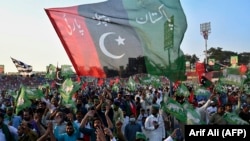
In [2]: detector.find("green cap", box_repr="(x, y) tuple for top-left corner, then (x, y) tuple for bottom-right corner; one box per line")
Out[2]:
(152, 104), (160, 110)
(136, 132), (147, 140)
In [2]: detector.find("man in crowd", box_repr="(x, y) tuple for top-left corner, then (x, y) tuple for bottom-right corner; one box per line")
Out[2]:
(144, 104), (165, 141)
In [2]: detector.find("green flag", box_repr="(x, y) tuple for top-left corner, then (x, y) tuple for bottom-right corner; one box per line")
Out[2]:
(151, 75), (161, 89)
(45, 0), (187, 81)
(39, 83), (50, 90)
(244, 70), (250, 83)
(7, 89), (19, 101)
(176, 84), (190, 97)
(127, 76), (136, 92)
(162, 97), (187, 122)
(25, 87), (44, 100)
(61, 65), (75, 79)
(194, 86), (211, 96)
(214, 80), (227, 94)
(182, 101), (193, 110)
(112, 83), (119, 93)
(139, 75), (152, 85)
(59, 78), (80, 111)
(183, 101), (205, 125)
(186, 109), (203, 125)
(45, 64), (56, 80)
(15, 86), (32, 114)
(243, 70), (250, 94)
(219, 74), (245, 86)
(223, 112), (249, 125)
(243, 84), (250, 95)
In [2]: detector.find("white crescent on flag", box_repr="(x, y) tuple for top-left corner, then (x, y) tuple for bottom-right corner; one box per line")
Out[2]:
(99, 32), (125, 59)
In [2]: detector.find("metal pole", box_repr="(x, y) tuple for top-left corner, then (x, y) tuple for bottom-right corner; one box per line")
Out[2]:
(205, 38), (208, 64)
(200, 22), (211, 65)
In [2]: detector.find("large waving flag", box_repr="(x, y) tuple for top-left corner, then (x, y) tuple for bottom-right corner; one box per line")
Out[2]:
(11, 57), (33, 76)
(45, 0), (187, 81)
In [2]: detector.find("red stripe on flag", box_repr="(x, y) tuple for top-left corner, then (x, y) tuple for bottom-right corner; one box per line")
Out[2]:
(45, 6), (105, 78)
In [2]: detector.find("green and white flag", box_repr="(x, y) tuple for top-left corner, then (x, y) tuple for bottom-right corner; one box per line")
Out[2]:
(112, 83), (119, 93)
(139, 74), (152, 85)
(59, 78), (80, 111)
(223, 112), (249, 125)
(61, 65), (75, 78)
(162, 97), (186, 122)
(127, 76), (136, 92)
(45, 64), (56, 80)
(38, 83), (50, 90)
(15, 86), (32, 114)
(7, 89), (19, 101)
(243, 70), (250, 94)
(214, 80), (227, 94)
(176, 84), (190, 97)
(25, 87), (44, 100)
(243, 84), (250, 95)
(186, 108), (203, 125)
(194, 86), (211, 96)
(182, 101), (193, 109)
(151, 75), (161, 89)
(219, 74), (245, 86)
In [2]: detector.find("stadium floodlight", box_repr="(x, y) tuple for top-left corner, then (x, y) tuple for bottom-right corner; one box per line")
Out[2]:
(200, 22), (211, 64)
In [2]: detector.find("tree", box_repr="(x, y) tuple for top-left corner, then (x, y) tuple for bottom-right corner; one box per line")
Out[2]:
(191, 54), (199, 64)
(185, 47), (250, 68)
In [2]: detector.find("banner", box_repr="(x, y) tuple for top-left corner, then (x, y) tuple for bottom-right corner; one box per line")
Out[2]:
(230, 56), (238, 67)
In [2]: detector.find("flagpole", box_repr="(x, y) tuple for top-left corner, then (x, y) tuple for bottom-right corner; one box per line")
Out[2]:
(164, 16), (174, 81)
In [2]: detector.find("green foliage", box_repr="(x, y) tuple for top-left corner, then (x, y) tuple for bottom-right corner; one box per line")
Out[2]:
(185, 47), (250, 66)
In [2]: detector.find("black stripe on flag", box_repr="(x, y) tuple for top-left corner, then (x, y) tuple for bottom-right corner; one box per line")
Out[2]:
(11, 57), (33, 76)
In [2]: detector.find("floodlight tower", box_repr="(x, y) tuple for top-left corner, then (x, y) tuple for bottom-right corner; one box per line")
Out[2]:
(200, 22), (211, 64)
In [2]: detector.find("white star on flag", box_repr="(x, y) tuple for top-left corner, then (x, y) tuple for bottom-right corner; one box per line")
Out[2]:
(115, 36), (125, 45)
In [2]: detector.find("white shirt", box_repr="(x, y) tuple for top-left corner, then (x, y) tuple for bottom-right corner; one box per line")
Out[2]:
(164, 136), (174, 141)
(144, 114), (165, 141)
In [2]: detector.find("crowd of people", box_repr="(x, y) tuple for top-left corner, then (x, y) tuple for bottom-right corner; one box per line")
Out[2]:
(0, 74), (249, 141)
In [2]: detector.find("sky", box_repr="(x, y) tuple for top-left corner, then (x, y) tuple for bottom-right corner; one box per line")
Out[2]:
(0, 0), (249, 73)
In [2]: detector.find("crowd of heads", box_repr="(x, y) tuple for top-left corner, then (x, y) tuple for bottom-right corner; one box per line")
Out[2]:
(0, 73), (249, 141)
